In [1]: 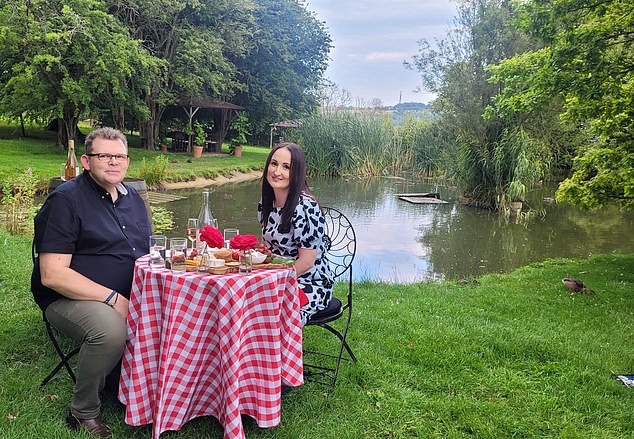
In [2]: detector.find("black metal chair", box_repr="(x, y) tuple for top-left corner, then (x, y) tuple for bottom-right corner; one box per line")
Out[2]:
(32, 240), (80, 388)
(40, 315), (80, 388)
(303, 207), (357, 387)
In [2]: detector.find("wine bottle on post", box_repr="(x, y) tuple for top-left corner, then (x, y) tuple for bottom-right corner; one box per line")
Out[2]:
(64, 139), (79, 180)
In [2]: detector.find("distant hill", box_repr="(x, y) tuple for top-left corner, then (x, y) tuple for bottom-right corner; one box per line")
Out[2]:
(385, 102), (432, 111)
(385, 101), (436, 124)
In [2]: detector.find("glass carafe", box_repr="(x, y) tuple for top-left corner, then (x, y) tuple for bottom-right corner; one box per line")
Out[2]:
(196, 189), (216, 254)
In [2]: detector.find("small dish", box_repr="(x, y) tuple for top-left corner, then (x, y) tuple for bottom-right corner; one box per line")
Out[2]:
(208, 258), (225, 267)
(209, 266), (228, 275)
(249, 250), (267, 264)
(225, 261), (240, 273)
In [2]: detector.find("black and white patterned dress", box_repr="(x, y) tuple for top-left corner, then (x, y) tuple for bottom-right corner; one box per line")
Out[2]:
(259, 194), (333, 325)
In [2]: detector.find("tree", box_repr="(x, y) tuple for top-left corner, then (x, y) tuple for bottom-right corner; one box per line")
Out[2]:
(406, 0), (548, 209)
(110, 0), (254, 149)
(488, 0), (634, 209)
(230, 0), (332, 143)
(0, 0), (143, 147)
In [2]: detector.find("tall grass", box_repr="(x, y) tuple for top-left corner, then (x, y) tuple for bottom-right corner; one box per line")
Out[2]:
(298, 110), (443, 177)
(0, 169), (38, 234)
(450, 126), (549, 209)
(138, 154), (169, 188)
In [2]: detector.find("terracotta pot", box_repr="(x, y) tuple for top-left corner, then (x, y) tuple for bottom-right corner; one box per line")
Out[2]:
(232, 145), (243, 157)
(192, 145), (204, 158)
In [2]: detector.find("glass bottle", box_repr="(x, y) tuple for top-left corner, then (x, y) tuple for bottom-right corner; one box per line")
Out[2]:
(196, 189), (216, 254)
(64, 139), (79, 181)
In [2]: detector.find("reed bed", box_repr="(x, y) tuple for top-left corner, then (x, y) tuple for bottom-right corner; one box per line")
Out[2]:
(298, 110), (443, 177)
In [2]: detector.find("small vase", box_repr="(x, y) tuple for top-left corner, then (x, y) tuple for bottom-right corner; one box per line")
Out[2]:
(238, 250), (252, 275)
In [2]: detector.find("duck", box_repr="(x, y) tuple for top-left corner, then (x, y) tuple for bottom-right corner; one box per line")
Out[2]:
(562, 277), (595, 295)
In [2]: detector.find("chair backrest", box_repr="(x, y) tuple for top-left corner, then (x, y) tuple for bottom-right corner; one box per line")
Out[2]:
(321, 207), (356, 280)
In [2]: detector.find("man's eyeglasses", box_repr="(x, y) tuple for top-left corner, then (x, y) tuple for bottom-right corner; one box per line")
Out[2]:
(86, 153), (129, 162)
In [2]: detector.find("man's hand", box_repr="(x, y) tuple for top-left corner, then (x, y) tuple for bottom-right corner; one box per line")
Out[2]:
(112, 294), (129, 320)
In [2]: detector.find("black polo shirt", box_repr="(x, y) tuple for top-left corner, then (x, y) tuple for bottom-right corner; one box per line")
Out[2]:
(31, 172), (151, 312)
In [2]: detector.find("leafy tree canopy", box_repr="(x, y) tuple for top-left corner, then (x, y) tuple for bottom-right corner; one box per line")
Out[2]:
(231, 0), (332, 142)
(0, 0), (145, 146)
(407, 0), (549, 209)
(0, 0), (331, 149)
(488, 0), (634, 209)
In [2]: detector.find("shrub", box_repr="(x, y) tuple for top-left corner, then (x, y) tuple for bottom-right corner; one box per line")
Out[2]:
(229, 112), (251, 148)
(1, 168), (38, 235)
(138, 155), (169, 187)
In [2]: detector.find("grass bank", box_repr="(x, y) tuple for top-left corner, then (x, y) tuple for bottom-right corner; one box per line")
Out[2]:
(1, 231), (633, 438)
(0, 123), (268, 192)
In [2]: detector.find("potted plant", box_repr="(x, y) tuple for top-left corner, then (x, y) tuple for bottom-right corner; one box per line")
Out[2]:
(159, 137), (168, 153)
(158, 126), (169, 152)
(229, 113), (250, 157)
(506, 180), (526, 214)
(192, 121), (206, 158)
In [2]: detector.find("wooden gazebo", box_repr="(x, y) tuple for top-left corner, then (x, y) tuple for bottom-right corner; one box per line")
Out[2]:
(179, 95), (244, 152)
(269, 120), (301, 148)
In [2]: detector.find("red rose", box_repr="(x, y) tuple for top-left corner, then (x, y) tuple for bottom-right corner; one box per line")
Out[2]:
(199, 226), (224, 248)
(229, 234), (259, 251)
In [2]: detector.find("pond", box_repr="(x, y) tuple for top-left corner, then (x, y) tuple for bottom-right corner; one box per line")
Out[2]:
(163, 176), (634, 283)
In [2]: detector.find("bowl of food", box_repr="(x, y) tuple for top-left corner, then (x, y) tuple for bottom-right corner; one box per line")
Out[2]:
(249, 250), (267, 264)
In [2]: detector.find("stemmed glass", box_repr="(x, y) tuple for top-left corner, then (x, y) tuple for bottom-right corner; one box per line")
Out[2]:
(187, 218), (199, 249)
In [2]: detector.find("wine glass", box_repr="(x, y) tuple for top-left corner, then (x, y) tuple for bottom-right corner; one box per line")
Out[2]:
(187, 218), (199, 249)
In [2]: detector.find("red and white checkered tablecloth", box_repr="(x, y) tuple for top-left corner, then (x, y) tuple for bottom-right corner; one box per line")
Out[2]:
(119, 256), (303, 439)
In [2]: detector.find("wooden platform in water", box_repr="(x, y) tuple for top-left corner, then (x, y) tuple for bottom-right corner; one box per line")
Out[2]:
(397, 192), (448, 204)
(147, 192), (187, 204)
(398, 196), (448, 204)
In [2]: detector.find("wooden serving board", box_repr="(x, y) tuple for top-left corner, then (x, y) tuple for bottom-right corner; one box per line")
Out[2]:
(252, 263), (292, 270)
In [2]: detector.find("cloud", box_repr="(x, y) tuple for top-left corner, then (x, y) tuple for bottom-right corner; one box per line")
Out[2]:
(348, 51), (408, 62)
(307, 0), (457, 105)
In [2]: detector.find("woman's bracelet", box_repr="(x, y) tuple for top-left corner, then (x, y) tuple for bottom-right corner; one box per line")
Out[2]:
(104, 290), (118, 306)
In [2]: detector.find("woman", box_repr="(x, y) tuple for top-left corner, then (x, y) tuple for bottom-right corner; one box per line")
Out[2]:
(258, 142), (333, 325)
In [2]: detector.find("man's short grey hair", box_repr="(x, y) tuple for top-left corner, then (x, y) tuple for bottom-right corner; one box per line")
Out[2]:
(84, 127), (128, 154)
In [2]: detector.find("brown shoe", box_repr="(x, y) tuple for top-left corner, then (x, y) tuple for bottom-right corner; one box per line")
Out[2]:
(66, 412), (112, 437)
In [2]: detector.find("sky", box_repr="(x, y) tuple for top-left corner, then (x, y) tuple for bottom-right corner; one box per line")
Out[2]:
(306, 0), (458, 106)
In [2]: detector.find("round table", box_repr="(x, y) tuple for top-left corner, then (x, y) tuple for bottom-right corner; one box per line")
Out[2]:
(119, 256), (304, 439)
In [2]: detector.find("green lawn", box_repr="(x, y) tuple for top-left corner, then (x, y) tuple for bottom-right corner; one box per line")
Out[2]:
(0, 123), (268, 191)
(1, 230), (633, 438)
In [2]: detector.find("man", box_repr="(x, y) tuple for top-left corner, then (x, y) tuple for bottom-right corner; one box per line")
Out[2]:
(31, 127), (151, 437)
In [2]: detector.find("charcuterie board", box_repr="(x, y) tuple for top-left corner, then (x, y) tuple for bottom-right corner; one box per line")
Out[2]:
(252, 263), (293, 270)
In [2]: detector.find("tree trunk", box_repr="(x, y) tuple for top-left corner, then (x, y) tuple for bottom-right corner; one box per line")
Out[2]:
(140, 96), (165, 150)
(112, 104), (126, 131)
(19, 113), (26, 138)
(55, 102), (81, 149)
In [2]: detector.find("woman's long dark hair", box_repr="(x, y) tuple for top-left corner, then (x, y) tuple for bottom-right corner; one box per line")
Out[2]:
(260, 142), (314, 233)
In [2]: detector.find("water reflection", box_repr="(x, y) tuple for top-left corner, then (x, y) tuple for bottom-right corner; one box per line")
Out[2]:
(164, 177), (634, 283)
